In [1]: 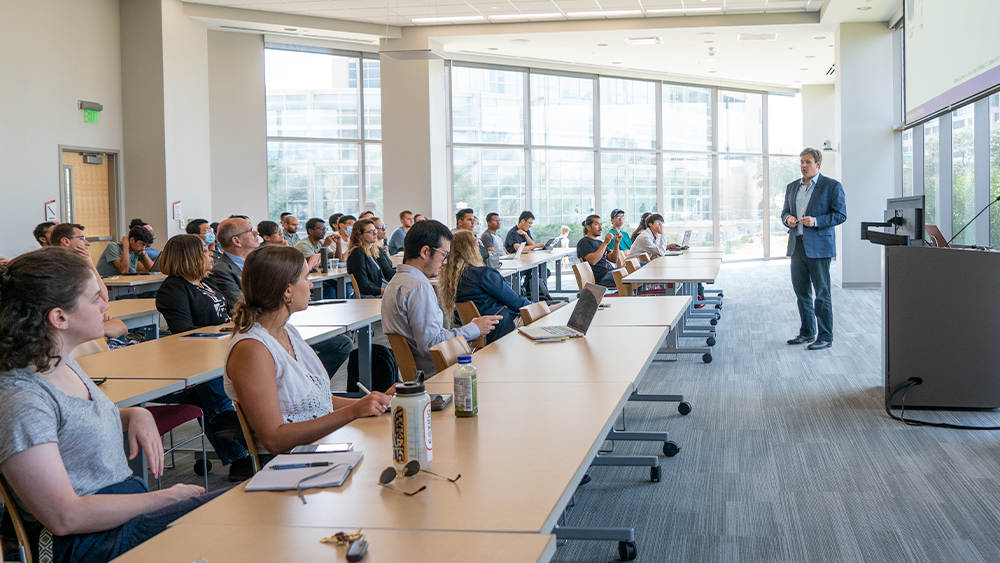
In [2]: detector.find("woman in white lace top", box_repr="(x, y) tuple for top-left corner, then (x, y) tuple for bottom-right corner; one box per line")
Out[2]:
(224, 245), (392, 454)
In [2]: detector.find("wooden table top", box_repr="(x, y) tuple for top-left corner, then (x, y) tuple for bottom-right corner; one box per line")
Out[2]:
(532, 296), (691, 328)
(293, 324), (349, 345)
(308, 268), (349, 282)
(642, 256), (722, 268)
(290, 299), (383, 330)
(623, 265), (719, 284)
(106, 298), (158, 320)
(95, 378), (184, 408)
(102, 273), (168, 287)
(112, 525), (556, 563)
(430, 325), (668, 386)
(684, 245), (725, 253)
(172, 381), (632, 534)
(499, 247), (575, 273)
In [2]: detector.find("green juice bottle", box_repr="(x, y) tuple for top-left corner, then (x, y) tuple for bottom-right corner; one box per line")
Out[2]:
(453, 355), (478, 417)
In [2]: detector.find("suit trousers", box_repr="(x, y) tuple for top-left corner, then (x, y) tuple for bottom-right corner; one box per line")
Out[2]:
(790, 236), (833, 341)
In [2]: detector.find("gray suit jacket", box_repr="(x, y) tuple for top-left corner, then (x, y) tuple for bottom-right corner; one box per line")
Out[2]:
(205, 253), (242, 314)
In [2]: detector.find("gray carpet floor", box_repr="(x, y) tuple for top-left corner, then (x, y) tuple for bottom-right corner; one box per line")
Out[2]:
(155, 260), (1000, 562)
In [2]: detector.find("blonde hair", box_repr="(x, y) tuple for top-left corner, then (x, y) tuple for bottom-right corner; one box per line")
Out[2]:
(160, 234), (210, 282)
(346, 218), (377, 258)
(437, 230), (483, 328)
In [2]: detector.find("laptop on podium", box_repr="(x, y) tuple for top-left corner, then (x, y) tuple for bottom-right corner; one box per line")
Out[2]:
(518, 283), (605, 340)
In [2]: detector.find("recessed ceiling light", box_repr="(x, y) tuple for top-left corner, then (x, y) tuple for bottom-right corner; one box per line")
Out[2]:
(567, 10), (642, 17)
(647, 7), (723, 13)
(800, 68), (809, 71)
(284, 28), (297, 32)
(411, 15), (485, 23)
(624, 37), (662, 46)
(704, 40), (714, 44)
(815, 36), (826, 40)
(598, 43), (609, 47)
(857, 5), (872, 10)
(511, 39), (529, 43)
(697, 32), (715, 36)
(612, 61), (622, 64)
(708, 70), (717, 73)
(492, 6), (498, 9)
(805, 55), (816, 58)
(488, 47), (498, 50)
(489, 12), (562, 20)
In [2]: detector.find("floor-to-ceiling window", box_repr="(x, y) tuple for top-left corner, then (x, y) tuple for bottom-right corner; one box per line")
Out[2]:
(447, 62), (803, 259)
(264, 46), (381, 221)
(951, 105), (976, 245)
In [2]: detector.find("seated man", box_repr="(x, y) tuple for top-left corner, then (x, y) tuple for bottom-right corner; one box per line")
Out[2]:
(608, 209), (633, 257)
(96, 225), (154, 276)
(33, 221), (57, 247)
(294, 217), (340, 260)
(257, 220), (287, 246)
(206, 217), (260, 314)
(50, 222), (128, 340)
(381, 220), (501, 376)
(336, 214), (356, 257)
(627, 213), (679, 260)
(281, 213), (301, 245)
(480, 212), (505, 254)
(577, 214), (621, 289)
(187, 218), (223, 263)
(504, 211), (551, 301)
(388, 210), (413, 255)
(454, 207), (500, 269)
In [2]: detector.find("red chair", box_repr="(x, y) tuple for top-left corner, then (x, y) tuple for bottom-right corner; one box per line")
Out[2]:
(144, 405), (209, 490)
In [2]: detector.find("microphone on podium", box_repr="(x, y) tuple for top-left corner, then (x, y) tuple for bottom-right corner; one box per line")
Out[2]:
(947, 195), (1000, 246)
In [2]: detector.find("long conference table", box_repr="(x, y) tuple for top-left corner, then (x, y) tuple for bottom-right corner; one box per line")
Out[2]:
(105, 294), (698, 562)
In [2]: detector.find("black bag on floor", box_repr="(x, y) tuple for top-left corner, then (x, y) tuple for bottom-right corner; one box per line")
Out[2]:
(347, 343), (400, 393)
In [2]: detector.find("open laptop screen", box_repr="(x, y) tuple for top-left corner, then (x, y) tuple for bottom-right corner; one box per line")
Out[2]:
(567, 283), (605, 334)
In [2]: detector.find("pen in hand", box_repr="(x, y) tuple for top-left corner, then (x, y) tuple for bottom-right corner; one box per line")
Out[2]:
(272, 462), (335, 470)
(356, 382), (372, 395)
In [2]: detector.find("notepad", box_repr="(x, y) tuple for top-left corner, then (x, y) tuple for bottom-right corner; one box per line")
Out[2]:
(245, 451), (364, 492)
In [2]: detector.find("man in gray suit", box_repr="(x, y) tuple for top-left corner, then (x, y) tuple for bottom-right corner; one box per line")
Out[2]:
(207, 217), (260, 314)
(781, 148), (847, 350)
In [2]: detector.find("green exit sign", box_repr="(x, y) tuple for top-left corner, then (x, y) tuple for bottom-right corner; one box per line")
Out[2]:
(83, 109), (99, 124)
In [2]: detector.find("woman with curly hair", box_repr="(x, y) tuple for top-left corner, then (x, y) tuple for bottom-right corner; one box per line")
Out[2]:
(437, 230), (530, 345)
(223, 245), (392, 455)
(0, 248), (225, 563)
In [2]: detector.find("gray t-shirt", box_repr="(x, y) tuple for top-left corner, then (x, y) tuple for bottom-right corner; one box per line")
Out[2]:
(0, 358), (132, 521)
(96, 242), (138, 276)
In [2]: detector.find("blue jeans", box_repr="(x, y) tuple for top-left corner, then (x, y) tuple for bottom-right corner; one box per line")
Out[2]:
(52, 477), (230, 562)
(158, 377), (247, 465)
(313, 334), (353, 378)
(790, 236), (833, 341)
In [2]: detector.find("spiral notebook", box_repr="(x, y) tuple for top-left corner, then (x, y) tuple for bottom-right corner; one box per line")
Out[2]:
(244, 451), (364, 492)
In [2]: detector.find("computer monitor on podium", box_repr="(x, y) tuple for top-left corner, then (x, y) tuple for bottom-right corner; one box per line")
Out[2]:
(885, 196), (924, 244)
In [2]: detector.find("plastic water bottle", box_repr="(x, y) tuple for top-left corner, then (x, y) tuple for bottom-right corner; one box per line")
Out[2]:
(390, 381), (433, 470)
(454, 355), (478, 417)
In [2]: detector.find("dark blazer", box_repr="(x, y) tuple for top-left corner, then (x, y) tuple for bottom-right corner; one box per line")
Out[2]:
(346, 247), (395, 297)
(455, 266), (531, 344)
(155, 275), (231, 334)
(205, 252), (243, 313)
(781, 174), (847, 259)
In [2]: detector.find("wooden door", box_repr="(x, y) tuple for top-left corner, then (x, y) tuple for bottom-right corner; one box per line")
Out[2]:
(61, 151), (112, 238)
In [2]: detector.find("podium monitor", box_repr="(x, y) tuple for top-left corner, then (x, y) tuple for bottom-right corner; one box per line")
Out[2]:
(884, 196), (924, 244)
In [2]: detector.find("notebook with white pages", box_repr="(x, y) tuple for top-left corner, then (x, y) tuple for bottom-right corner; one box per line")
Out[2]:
(244, 451), (364, 492)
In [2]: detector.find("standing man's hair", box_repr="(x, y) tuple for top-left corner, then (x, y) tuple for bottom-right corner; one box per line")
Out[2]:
(403, 220), (453, 262)
(800, 148), (822, 164)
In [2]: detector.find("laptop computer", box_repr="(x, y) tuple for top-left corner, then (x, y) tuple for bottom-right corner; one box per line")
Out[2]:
(678, 230), (692, 250)
(518, 283), (605, 340)
(500, 242), (527, 261)
(924, 224), (949, 248)
(539, 238), (557, 251)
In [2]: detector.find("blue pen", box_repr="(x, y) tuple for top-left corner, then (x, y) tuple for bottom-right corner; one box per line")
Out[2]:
(271, 462), (334, 470)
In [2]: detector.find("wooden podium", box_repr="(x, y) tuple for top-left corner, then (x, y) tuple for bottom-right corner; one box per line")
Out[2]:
(884, 246), (1000, 408)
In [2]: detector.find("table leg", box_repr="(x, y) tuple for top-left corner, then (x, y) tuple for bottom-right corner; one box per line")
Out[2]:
(531, 266), (540, 302)
(555, 258), (563, 292)
(335, 277), (347, 299)
(358, 324), (372, 392)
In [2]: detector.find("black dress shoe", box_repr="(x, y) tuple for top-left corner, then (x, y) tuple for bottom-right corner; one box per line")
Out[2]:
(807, 340), (832, 350)
(228, 455), (256, 482)
(787, 335), (815, 345)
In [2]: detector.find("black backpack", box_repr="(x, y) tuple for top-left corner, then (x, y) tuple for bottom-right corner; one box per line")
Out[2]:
(347, 343), (400, 393)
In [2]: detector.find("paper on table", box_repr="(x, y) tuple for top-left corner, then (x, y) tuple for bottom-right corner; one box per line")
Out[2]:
(245, 451), (364, 492)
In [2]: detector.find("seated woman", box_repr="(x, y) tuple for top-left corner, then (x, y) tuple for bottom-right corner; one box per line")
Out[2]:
(439, 230), (530, 345)
(224, 245), (392, 455)
(0, 248), (225, 563)
(154, 234), (253, 481)
(345, 218), (395, 298)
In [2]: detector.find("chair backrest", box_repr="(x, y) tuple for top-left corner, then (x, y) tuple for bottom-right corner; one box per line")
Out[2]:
(455, 302), (486, 348)
(0, 475), (34, 563)
(612, 268), (634, 297)
(69, 338), (110, 360)
(386, 333), (418, 382)
(637, 253), (651, 264)
(429, 335), (472, 373)
(348, 273), (361, 299)
(519, 301), (551, 325)
(572, 261), (595, 292)
(231, 401), (261, 474)
(624, 258), (641, 274)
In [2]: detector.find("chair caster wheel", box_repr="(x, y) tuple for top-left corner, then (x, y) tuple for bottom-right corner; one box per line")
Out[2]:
(706, 337), (716, 347)
(618, 541), (638, 561)
(710, 318), (717, 326)
(716, 304), (722, 309)
(193, 459), (213, 476)
(678, 402), (692, 415)
(715, 313), (721, 320)
(663, 441), (680, 457)
(702, 353), (713, 364)
(650, 465), (661, 482)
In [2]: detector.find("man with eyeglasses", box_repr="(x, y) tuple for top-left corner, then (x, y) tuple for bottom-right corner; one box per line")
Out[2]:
(294, 217), (340, 260)
(206, 217), (261, 314)
(608, 209), (634, 254)
(381, 220), (501, 375)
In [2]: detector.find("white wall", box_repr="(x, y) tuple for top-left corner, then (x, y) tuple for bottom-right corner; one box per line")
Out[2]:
(835, 22), (896, 288)
(0, 0), (124, 259)
(208, 31), (268, 223)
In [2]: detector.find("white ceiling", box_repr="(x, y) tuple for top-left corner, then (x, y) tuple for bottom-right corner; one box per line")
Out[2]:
(189, 0), (902, 88)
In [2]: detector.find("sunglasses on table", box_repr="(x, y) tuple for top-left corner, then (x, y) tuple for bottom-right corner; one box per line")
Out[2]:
(378, 460), (460, 496)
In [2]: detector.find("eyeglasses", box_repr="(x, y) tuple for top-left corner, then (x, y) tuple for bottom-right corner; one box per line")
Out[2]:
(296, 463), (348, 504)
(363, 229), (377, 235)
(431, 247), (449, 261)
(65, 235), (87, 241)
(378, 460), (460, 496)
(311, 226), (328, 232)
(233, 229), (257, 238)
(376, 225), (387, 231)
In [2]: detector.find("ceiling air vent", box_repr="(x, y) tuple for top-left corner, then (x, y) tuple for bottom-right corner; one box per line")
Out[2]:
(737, 33), (778, 42)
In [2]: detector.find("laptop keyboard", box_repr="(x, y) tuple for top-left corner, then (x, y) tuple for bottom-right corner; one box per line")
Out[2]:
(542, 326), (578, 336)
